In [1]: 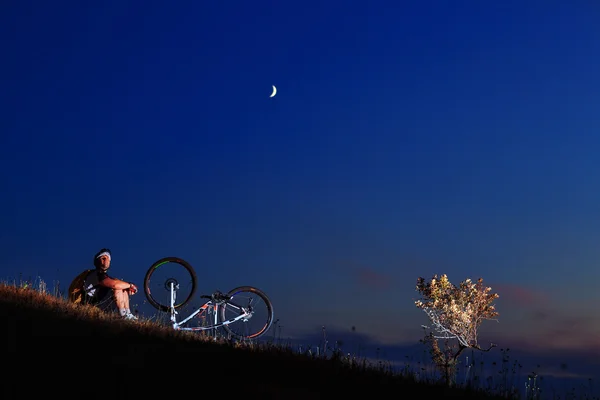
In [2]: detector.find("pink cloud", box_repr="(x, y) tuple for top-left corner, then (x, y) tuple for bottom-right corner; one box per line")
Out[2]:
(355, 266), (392, 290)
(486, 284), (600, 357)
(530, 309), (549, 322)
(490, 283), (549, 307)
(333, 260), (394, 290)
(503, 329), (600, 360)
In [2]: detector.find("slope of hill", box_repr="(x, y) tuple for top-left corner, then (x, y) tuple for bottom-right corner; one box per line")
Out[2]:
(0, 283), (505, 399)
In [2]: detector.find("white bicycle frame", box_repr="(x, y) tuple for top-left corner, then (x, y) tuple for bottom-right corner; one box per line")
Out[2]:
(167, 282), (253, 336)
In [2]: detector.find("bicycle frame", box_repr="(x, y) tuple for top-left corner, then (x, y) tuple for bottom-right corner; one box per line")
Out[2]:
(166, 282), (253, 336)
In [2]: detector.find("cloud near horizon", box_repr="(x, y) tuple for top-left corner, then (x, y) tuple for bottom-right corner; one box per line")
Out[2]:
(485, 282), (600, 358)
(355, 266), (392, 290)
(333, 255), (438, 291)
(489, 282), (550, 306)
(333, 259), (395, 290)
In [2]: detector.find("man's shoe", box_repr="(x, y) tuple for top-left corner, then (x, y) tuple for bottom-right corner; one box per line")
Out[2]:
(123, 313), (138, 321)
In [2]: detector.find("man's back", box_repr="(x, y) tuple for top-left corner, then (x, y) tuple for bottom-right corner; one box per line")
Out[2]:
(83, 269), (111, 304)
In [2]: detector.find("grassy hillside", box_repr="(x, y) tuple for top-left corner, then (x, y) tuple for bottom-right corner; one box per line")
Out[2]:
(0, 283), (514, 399)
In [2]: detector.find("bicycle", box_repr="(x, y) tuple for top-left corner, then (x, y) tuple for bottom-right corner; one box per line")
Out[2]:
(143, 256), (274, 340)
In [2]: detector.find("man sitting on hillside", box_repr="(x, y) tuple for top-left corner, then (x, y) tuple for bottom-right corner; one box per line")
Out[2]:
(84, 248), (139, 320)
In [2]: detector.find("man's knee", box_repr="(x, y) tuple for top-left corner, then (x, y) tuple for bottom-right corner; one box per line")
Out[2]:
(112, 289), (129, 303)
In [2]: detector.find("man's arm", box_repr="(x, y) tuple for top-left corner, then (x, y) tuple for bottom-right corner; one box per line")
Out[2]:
(99, 276), (132, 290)
(98, 272), (136, 292)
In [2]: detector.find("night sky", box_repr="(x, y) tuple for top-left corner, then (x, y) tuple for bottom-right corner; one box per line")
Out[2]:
(2, 0), (599, 387)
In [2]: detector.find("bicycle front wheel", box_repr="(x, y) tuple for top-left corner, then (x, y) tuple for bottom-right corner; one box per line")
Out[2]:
(144, 257), (197, 312)
(221, 286), (274, 340)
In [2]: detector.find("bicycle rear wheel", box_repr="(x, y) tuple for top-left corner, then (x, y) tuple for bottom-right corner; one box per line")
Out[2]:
(144, 257), (197, 312)
(221, 286), (274, 340)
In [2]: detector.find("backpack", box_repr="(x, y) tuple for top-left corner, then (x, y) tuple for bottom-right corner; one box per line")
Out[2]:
(68, 269), (94, 304)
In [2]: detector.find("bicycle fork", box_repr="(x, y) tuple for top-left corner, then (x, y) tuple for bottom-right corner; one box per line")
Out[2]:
(169, 281), (178, 329)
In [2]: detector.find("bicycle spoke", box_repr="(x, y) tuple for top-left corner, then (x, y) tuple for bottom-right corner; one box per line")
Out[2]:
(221, 287), (273, 340)
(143, 257), (197, 312)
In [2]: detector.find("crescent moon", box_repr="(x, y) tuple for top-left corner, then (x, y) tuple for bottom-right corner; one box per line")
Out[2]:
(270, 85), (277, 98)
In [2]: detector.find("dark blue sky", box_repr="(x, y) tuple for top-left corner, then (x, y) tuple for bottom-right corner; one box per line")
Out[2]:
(2, 0), (600, 384)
